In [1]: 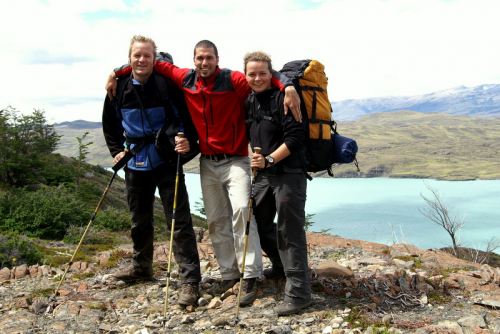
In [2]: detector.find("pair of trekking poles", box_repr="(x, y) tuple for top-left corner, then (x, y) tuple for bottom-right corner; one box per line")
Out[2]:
(54, 133), (259, 319)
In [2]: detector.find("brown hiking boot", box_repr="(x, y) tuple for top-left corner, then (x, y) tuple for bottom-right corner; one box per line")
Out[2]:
(178, 282), (199, 306)
(275, 299), (312, 315)
(208, 279), (239, 296)
(239, 278), (258, 306)
(113, 266), (153, 282)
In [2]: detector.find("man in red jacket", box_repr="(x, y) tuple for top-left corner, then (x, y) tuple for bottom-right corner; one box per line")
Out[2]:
(106, 40), (301, 306)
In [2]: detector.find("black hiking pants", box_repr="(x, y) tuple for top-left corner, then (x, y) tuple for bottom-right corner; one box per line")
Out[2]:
(253, 171), (311, 302)
(125, 163), (201, 283)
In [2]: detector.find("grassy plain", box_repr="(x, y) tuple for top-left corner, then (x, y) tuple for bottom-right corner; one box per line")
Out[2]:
(329, 110), (500, 180)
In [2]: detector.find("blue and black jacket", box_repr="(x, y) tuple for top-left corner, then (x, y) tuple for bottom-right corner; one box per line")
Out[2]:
(102, 71), (198, 170)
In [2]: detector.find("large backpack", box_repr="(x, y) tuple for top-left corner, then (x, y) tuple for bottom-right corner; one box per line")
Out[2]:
(280, 60), (358, 177)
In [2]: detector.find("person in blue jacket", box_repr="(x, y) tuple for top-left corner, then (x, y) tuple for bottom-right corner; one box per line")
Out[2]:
(102, 35), (201, 306)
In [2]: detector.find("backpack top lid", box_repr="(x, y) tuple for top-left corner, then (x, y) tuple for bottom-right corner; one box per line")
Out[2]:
(302, 60), (328, 94)
(280, 59), (312, 79)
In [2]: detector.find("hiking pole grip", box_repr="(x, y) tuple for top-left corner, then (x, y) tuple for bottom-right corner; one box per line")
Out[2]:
(177, 132), (185, 155)
(236, 146), (261, 319)
(163, 132), (184, 318)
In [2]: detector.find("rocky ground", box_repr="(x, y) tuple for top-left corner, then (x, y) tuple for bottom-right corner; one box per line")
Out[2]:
(1, 229), (499, 334)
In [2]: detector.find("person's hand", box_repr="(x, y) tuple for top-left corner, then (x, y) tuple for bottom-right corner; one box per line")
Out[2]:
(106, 71), (118, 100)
(251, 153), (265, 169)
(113, 151), (126, 165)
(283, 86), (302, 122)
(175, 136), (190, 153)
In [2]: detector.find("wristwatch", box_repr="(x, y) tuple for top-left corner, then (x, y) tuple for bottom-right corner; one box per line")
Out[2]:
(265, 155), (275, 167)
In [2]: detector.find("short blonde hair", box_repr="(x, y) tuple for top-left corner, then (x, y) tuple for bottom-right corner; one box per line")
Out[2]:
(129, 35), (157, 57)
(243, 51), (273, 74)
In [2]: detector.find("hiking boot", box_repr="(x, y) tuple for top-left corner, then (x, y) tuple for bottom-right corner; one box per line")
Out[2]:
(275, 299), (312, 315)
(178, 282), (199, 306)
(208, 279), (239, 296)
(263, 267), (286, 279)
(113, 266), (153, 282)
(239, 278), (258, 306)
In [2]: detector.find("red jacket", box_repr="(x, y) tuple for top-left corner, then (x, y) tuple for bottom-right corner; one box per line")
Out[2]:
(116, 61), (288, 156)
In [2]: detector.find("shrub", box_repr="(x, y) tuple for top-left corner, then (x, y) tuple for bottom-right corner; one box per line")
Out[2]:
(93, 210), (131, 232)
(63, 226), (114, 245)
(0, 187), (90, 239)
(75, 180), (104, 205)
(39, 154), (76, 186)
(0, 232), (43, 269)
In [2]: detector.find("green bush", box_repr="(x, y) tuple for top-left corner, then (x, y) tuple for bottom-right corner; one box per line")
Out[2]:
(39, 154), (76, 186)
(0, 187), (90, 239)
(63, 226), (114, 245)
(93, 209), (131, 232)
(0, 232), (43, 269)
(75, 180), (104, 205)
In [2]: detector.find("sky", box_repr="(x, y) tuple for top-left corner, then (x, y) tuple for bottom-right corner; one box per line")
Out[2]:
(1, 0), (499, 124)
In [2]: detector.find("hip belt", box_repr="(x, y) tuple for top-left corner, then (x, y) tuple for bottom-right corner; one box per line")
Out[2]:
(201, 153), (237, 162)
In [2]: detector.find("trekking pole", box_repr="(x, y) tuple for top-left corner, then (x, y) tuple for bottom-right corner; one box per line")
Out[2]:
(54, 149), (132, 297)
(162, 132), (184, 318)
(236, 147), (261, 319)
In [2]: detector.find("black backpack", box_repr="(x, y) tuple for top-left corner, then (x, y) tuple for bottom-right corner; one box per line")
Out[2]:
(114, 53), (199, 166)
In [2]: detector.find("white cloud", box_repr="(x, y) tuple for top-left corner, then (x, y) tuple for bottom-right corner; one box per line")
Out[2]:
(1, 0), (499, 123)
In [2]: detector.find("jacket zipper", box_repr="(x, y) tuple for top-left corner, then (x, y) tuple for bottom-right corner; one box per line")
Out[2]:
(232, 123), (235, 150)
(201, 83), (216, 155)
(210, 100), (214, 125)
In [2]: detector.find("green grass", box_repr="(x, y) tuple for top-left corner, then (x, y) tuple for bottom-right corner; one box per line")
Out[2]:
(332, 110), (500, 180)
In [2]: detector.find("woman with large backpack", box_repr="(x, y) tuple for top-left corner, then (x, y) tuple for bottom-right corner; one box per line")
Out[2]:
(244, 51), (312, 315)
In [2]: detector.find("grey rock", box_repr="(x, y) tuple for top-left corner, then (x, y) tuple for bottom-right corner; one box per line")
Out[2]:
(212, 317), (228, 326)
(357, 257), (387, 265)
(437, 320), (464, 334)
(322, 325), (333, 334)
(181, 315), (193, 324)
(382, 314), (392, 323)
(475, 299), (500, 308)
(265, 325), (293, 334)
(197, 297), (208, 306)
(393, 258), (415, 269)
(457, 315), (486, 328)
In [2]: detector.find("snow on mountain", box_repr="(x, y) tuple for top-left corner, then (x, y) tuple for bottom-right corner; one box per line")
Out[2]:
(331, 84), (500, 121)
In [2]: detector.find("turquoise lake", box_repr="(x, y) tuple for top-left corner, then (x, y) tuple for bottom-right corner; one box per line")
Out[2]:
(182, 174), (499, 252)
(114, 170), (499, 253)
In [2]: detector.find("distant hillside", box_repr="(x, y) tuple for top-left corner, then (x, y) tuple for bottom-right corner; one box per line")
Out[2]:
(331, 84), (500, 121)
(55, 121), (111, 168)
(54, 121), (200, 173)
(55, 111), (500, 180)
(330, 110), (500, 180)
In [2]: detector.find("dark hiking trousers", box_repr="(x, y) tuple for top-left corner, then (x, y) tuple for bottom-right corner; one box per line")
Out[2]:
(125, 163), (201, 283)
(253, 171), (311, 302)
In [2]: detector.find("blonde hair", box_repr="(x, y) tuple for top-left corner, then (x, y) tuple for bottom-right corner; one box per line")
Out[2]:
(128, 35), (157, 57)
(243, 51), (273, 74)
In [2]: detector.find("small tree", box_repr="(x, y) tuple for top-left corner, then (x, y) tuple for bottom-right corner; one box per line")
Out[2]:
(419, 182), (465, 258)
(467, 237), (500, 264)
(0, 107), (60, 186)
(73, 132), (93, 185)
(304, 213), (316, 231)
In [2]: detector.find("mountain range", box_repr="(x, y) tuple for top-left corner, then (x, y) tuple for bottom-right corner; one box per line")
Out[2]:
(331, 84), (500, 121)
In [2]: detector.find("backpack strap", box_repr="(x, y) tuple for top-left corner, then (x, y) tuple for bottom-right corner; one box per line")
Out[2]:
(299, 85), (336, 140)
(113, 75), (131, 115)
(155, 73), (172, 115)
(245, 92), (281, 125)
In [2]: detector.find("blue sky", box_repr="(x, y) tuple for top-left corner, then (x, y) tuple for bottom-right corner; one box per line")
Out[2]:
(1, 0), (499, 123)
